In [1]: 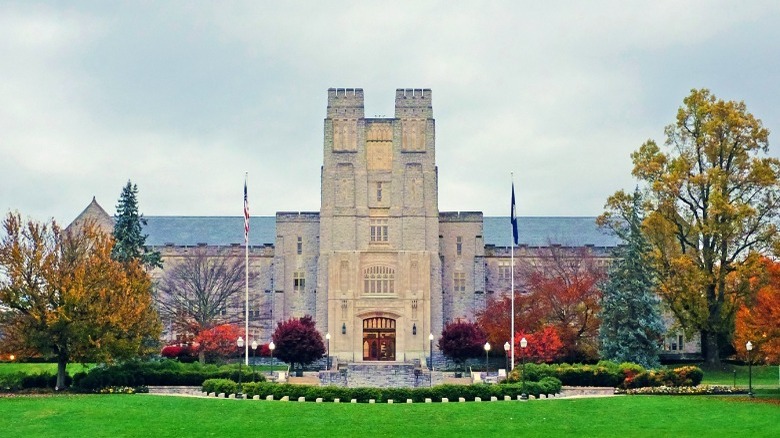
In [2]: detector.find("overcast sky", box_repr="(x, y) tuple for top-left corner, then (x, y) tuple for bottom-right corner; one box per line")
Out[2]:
(2, 1), (779, 225)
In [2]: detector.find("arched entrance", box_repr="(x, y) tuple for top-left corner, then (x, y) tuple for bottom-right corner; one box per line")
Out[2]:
(362, 317), (396, 361)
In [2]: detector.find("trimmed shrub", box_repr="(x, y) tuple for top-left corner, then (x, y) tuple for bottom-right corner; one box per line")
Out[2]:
(228, 379), (562, 402)
(621, 366), (704, 389)
(72, 359), (265, 391)
(202, 379), (237, 395)
(505, 361), (660, 388)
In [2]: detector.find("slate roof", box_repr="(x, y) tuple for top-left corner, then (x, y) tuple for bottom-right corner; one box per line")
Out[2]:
(142, 216), (621, 248)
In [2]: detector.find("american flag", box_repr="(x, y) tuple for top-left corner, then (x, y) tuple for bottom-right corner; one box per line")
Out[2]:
(244, 176), (249, 244)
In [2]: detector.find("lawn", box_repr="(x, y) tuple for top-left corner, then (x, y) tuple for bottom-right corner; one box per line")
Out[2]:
(698, 364), (780, 388)
(1, 393), (778, 437)
(0, 362), (92, 376)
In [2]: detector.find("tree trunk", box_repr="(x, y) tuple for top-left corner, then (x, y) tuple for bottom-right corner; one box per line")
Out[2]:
(702, 330), (721, 367)
(56, 355), (68, 390)
(199, 349), (206, 364)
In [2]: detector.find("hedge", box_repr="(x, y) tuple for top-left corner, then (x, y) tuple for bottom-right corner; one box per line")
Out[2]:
(0, 372), (73, 391)
(202, 378), (563, 402)
(73, 360), (265, 391)
(505, 361), (703, 389)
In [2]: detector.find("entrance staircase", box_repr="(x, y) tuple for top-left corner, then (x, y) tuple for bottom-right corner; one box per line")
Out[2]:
(319, 360), (432, 388)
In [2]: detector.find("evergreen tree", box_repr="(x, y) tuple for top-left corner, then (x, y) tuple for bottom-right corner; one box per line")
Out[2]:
(599, 189), (664, 368)
(112, 180), (161, 268)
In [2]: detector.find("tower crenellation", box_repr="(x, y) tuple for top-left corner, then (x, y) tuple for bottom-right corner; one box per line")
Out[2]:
(394, 88), (432, 119)
(327, 88), (365, 119)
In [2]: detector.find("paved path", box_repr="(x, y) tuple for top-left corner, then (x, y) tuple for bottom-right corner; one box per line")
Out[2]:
(147, 385), (618, 400)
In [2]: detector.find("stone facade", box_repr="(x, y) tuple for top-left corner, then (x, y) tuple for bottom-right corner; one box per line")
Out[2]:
(71, 88), (700, 365)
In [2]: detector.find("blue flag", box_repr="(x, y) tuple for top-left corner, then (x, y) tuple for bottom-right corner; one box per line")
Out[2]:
(511, 183), (518, 246)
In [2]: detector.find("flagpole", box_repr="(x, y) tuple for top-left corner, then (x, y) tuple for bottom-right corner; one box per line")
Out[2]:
(244, 172), (250, 366)
(510, 172), (515, 371)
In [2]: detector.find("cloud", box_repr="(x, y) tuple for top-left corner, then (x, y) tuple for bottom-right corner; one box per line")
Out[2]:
(1, 1), (779, 222)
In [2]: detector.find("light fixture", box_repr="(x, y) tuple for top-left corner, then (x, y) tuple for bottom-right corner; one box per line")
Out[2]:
(746, 340), (754, 398)
(484, 342), (491, 375)
(251, 340), (258, 382)
(325, 332), (331, 371)
(520, 337), (528, 400)
(236, 337), (244, 399)
(504, 341), (511, 373)
(428, 333), (434, 372)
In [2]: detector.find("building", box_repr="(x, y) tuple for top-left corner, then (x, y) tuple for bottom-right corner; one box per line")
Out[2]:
(69, 88), (700, 365)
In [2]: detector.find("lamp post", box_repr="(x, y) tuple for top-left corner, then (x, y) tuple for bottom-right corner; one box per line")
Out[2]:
(429, 333), (434, 370)
(325, 332), (331, 371)
(251, 340), (258, 382)
(746, 341), (754, 398)
(236, 336), (244, 399)
(484, 342), (491, 376)
(504, 341), (510, 373)
(269, 341), (276, 374)
(520, 337), (528, 400)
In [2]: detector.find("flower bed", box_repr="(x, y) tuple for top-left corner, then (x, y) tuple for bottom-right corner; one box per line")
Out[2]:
(616, 385), (744, 395)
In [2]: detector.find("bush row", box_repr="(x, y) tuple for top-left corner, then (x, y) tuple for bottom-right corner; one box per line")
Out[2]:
(505, 361), (703, 388)
(623, 366), (703, 389)
(0, 372), (73, 391)
(72, 360), (264, 391)
(201, 378), (562, 402)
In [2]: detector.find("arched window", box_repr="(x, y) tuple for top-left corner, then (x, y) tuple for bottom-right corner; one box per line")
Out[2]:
(363, 266), (395, 294)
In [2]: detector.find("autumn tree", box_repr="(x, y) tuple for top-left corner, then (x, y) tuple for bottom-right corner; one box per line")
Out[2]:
(515, 326), (564, 364)
(601, 89), (780, 365)
(438, 321), (487, 371)
(194, 324), (244, 363)
(112, 180), (161, 268)
(598, 190), (665, 368)
(520, 246), (605, 362)
(155, 247), (252, 360)
(272, 315), (325, 371)
(733, 257), (780, 364)
(0, 213), (160, 388)
(476, 292), (544, 348)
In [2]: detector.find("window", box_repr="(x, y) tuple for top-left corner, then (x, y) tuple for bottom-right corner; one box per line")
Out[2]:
(456, 236), (462, 256)
(370, 218), (389, 243)
(376, 182), (383, 202)
(363, 266), (395, 294)
(454, 272), (466, 292)
(664, 333), (685, 351)
(296, 236), (302, 255)
(294, 271), (305, 292)
(498, 261), (511, 282)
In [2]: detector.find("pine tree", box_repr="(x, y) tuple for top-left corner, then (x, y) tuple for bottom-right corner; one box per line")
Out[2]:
(112, 180), (161, 268)
(599, 189), (664, 368)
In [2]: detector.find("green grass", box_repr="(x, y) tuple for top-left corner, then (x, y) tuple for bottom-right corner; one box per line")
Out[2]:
(1, 394), (778, 437)
(0, 363), (92, 376)
(698, 364), (780, 388)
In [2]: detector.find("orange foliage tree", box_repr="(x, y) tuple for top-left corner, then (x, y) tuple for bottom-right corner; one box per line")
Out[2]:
(0, 213), (160, 389)
(515, 326), (564, 363)
(476, 246), (605, 363)
(519, 246), (605, 362)
(194, 324), (244, 362)
(734, 257), (780, 364)
(475, 293), (545, 348)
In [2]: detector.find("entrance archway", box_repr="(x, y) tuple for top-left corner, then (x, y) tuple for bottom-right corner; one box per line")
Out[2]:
(362, 317), (396, 361)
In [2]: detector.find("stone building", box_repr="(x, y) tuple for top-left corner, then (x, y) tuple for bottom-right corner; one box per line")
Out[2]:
(69, 88), (700, 366)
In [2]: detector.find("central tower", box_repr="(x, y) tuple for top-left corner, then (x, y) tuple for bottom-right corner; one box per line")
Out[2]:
(318, 88), (441, 363)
